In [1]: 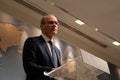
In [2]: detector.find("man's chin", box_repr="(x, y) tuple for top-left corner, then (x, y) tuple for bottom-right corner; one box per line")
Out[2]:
(50, 33), (56, 37)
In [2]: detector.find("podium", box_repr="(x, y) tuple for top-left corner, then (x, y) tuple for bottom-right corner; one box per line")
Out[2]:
(44, 56), (106, 80)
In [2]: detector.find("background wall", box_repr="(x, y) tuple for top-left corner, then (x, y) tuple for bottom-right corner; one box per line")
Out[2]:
(0, 47), (25, 80)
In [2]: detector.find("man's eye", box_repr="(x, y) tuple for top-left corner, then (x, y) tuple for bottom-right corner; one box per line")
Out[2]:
(49, 21), (54, 24)
(48, 21), (59, 25)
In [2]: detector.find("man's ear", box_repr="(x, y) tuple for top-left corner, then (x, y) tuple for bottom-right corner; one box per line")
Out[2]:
(40, 24), (44, 29)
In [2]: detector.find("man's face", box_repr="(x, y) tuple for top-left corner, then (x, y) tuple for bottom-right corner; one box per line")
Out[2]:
(41, 15), (59, 39)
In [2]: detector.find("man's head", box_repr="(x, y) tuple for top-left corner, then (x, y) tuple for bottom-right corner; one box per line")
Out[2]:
(40, 14), (59, 39)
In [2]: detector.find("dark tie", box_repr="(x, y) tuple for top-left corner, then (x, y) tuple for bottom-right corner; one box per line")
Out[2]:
(48, 41), (58, 67)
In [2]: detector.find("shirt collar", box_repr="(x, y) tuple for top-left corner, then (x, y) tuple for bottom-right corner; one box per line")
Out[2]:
(41, 34), (53, 42)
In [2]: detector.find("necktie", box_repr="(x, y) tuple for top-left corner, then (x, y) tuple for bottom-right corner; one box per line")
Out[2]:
(48, 41), (58, 67)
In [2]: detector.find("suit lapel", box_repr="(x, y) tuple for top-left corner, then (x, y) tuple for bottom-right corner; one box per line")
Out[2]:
(37, 36), (55, 67)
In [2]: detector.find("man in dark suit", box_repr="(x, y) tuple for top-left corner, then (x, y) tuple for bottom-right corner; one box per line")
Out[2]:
(23, 14), (62, 80)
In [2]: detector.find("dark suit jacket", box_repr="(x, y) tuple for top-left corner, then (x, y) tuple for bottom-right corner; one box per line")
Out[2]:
(23, 35), (61, 80)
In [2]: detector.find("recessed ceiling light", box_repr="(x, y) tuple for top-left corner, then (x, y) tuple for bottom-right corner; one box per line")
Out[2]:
(95, 28), (99, 31)
(112, 41), (120, 46)
(75, 19), (85, 25)
(51, 2), (54, 6)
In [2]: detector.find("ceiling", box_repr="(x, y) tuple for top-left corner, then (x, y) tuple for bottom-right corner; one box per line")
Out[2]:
(0, 0), (120, 67)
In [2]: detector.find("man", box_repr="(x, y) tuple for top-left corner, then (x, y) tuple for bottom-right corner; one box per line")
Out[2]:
(23, 14), (62, 80)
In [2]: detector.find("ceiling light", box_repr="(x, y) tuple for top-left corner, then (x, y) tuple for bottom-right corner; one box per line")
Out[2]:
(95, 28), (99, 31)
(112, 41), (120, 46)
(51, 2), (54, 6)
(75, 19), (85, 25)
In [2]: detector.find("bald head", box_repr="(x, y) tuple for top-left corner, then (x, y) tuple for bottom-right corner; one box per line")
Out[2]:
(40, 14), (59, 39)
(40, 14), (58, 25)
